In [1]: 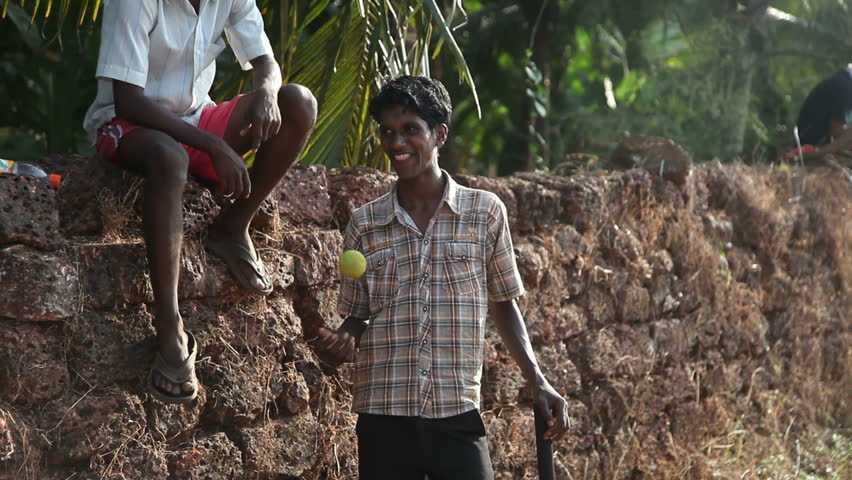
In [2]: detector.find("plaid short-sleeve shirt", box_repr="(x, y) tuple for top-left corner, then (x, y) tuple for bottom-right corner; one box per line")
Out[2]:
(338, 171), (526, 418)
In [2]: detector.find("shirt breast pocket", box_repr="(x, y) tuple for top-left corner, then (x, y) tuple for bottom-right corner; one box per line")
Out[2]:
(364, 248), (399, 317)
(443, 242), (484, 296)
(203, 37), (227, 69)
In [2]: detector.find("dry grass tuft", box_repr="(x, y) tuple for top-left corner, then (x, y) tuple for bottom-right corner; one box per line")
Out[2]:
(97, 178), (143, 242)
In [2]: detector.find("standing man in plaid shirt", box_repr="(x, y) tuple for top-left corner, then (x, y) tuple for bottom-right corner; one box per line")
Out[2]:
(317, 76), (569, 479)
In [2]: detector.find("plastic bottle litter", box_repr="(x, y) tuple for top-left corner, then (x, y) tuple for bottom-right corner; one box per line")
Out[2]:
(0, 158), (62, 187)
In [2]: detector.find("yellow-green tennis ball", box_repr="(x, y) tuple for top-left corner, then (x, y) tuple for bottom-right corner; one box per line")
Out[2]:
(339, 250), (367, 279)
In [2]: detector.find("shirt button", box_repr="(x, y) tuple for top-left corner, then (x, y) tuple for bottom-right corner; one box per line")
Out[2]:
(461, 255), (467, 260)
(422, 273), (429, 280)
(422, 339), (428, 345)
(424, 239), (430, 245)
(422, 306), (428, 312)
(195, 50), (201, 55)
(421, 369), (428, 376)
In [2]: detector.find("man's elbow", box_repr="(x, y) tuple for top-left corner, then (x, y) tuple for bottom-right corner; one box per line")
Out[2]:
(250, 54), (279, 73)
(112, 81), (143, 119)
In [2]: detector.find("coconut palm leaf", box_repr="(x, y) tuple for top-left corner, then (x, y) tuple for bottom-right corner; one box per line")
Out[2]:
(275, 0), (480, 167)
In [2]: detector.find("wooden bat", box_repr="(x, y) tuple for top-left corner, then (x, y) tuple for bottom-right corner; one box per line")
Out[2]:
(534, 402), (556, 480)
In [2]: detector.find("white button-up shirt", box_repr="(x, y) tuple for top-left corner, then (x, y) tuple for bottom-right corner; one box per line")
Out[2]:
(83, 0), (273, 139)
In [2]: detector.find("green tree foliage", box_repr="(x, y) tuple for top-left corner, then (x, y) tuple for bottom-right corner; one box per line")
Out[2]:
(3, 1), (852, 174)
(440, 0), (852, 175)
(0, 2), (99, 160)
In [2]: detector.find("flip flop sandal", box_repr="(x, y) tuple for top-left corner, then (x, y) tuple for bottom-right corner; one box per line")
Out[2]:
(205, 237), (274, 295)
(148, 331), (199, 404)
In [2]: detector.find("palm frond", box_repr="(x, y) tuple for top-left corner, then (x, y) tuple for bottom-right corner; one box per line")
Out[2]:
(423, 0), (480, 117)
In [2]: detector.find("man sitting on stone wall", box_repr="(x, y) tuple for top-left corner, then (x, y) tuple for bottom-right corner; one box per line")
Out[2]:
(315, 75), (569, 479)
(83, 0), (317, 404)
(788, 66), (852, 166)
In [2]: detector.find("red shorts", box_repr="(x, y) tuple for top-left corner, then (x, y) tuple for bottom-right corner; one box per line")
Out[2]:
(95, 94), (245, 182)
(784, 144), (817, 161)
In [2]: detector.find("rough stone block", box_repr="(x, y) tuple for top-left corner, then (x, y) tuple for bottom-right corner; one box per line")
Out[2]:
(483, 410), (536, 477)
(66, 306), (156, 387)
(507, 177), (561, 232)
(0, 174), (62, 250)
(650, 318), (690, 363)
(266, 250), (298, 293)
(40, 391), (146, 464)
(50, 155), (128, 236)
(481, 358), (525, 408)
(201, 352), (284, 425)
(551, 304), (588, 340)
(0, 321), (68, 405)
(276, 362), (310, 415)
(238, 414), (318, 479)
(535, 343), (582, 396)
(0, 245), (79, 321)
(327, 167), (395, 228)
(598, 223), (643, 262)
(288, 342), (335, 410)
(514, 236), (551, 289)
(618, 283), (651, 323)
(294, 285), (343, 335)
(279, 228), (343, 286)
(168, 432), (243, 480)
(179, 240), (242, 300)
(180, 296), (301, 357)
(144, 391), (205, 443)
(550, 225), (592, 265)
(85, 447), (169, 480)
(611, 325), (655, 379)
(572, 328), (619, 380)
(250, 194), (279, 230)
(608, 135), (693, 187)
(174, 180), (222, 235)
(276, 164), (333, 226)
(582, 285), (616, 328)
(453, 174), (518, 228)
(77, 242), (152, 308)
(76, 239), (294, 309)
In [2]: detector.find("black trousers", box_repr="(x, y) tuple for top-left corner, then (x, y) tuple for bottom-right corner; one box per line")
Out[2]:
(356, 409), (494, 480)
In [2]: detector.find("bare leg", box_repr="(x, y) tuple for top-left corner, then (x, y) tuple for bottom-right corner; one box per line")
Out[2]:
(116, 129), (195, 396)
(209, 84), (318, 291)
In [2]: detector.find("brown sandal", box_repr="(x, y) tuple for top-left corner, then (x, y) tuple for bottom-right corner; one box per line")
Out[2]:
(147, 331), (199, 404)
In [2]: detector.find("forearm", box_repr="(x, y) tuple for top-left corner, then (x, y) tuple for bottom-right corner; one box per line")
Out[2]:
(491, 300), (547, 389)
(249, 54), (282, 94)
(113, 81), (221, 152)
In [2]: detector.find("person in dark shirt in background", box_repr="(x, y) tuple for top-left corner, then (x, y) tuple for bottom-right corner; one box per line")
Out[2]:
(789, 67), (852, 166)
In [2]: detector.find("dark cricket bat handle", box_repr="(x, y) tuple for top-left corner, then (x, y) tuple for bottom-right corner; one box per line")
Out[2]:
(534, 403), (556, 480)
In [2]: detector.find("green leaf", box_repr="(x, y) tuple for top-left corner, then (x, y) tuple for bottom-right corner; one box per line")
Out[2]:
(423, 0), (481, 118)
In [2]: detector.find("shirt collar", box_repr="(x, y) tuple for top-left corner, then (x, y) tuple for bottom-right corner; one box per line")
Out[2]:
(375, 170), (462, 226)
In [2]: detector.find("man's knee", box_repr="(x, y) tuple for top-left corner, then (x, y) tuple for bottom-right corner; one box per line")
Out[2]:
(144, 140), (190, 186)
(278, 83), (318, 128)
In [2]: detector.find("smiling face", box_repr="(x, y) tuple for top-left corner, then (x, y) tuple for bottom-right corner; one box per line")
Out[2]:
(377, 105), (447, 181)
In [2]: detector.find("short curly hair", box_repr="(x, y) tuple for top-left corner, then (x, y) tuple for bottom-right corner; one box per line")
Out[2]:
(368, 75), (452, 129)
